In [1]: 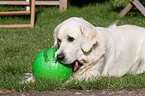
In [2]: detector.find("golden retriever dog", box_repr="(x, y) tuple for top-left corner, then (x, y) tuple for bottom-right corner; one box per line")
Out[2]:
(53, 17), (145, 81)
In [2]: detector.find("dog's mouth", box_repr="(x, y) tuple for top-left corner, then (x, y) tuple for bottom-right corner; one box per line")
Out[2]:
(72, 60), (84, 72)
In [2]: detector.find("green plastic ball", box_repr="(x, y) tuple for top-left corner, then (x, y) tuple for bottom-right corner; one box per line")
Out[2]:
(32, 48), (72, 81)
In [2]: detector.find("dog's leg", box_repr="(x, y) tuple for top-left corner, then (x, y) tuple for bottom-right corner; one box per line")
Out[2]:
(20, 73), (34, 84)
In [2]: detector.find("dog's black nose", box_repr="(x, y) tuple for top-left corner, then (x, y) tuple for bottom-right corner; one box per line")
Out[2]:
(57, 53), (65, 61)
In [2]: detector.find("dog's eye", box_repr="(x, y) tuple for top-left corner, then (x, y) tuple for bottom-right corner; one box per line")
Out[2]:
(57, 38), (61, 43)
(67, 36), (74, 42)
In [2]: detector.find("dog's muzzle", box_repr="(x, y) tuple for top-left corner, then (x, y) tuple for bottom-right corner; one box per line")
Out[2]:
(56, 54), (83, 72)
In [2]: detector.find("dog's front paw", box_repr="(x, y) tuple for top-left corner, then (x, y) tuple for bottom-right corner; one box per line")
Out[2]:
(19, 73), (34, 84)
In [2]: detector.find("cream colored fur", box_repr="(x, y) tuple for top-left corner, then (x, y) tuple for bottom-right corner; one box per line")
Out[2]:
(53, 17), (145, 81)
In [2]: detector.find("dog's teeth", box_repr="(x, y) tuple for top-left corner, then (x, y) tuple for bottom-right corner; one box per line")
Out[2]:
(80, 60), (85, 64)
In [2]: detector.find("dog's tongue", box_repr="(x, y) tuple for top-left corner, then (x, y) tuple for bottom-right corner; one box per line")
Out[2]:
(73, 61), (79, 71)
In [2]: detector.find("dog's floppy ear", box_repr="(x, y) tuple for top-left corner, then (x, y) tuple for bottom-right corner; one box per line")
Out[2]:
(81, 20), (97, 52)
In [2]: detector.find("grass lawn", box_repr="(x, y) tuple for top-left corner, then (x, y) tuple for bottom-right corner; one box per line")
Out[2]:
(0, 1), (145, 92)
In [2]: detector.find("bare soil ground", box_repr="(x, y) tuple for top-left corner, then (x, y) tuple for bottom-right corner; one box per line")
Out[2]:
(1, 88), (145, 96)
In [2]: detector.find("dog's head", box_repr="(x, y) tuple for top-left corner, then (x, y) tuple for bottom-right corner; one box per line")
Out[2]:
(53, 17), (97, 71)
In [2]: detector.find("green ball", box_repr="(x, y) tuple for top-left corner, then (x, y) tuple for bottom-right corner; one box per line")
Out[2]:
(32, 48), (72, 81)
